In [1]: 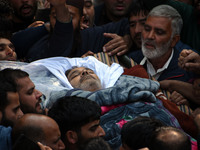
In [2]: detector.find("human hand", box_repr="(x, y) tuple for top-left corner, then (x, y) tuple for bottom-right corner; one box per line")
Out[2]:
(28, 21), (45, 28)
(170, 91), (189, 106)
(178, 49), (200, 74)
(80, 16), (89, 30)
(103, 33), (131, 56)
(81, 51), (94, 57)
(37, 142), (52, 150)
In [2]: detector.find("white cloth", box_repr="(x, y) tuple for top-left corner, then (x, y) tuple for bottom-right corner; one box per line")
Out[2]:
(24, 56), (124, 89)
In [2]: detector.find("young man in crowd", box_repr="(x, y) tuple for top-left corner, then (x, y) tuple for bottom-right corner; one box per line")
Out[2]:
(48, 96), (105, 150)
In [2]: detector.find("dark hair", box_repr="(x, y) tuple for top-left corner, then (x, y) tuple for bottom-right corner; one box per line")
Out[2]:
(0, 68), (29, 90)
(83, 137), (111, 150)
(0, 17), (13, 39)
(121, 116), (164, 150)
(65, 66), (78, 79)
(128, 0), (150, 18)
(48, 96), (101, 140)
(0, 77), (17, 111)
(149, 126), (191, 150)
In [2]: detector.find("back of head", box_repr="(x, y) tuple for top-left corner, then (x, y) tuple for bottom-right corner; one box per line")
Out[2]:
(0, 0), (13, 18)
(83, 137), (111, 150)
(0, 72), (17, 112)
(0, 68), (29, 90)
(148, 5), (183, 35)
(121, 116), (164, 149)
(48, 96), (101, 140)
(149, 126), (191, 150)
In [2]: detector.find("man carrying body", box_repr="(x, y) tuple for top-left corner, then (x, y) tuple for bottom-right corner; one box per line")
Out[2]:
(0, 75), (24, 150)
(0, 68), (44, 114)
(48, 96), (105, 150)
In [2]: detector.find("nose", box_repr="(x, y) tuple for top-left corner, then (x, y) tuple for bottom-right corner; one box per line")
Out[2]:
(98, 126), (106, 137)
(81, 70), (89, 76)
(58, 140), (65, 150)
(17, 108), (24, 119)
(5, 46), (14, 56)
(35, 89), (43, 100)
(83, 7), (87, 15)
(147, 30), (155, 40)
(135, 23), (143, 34)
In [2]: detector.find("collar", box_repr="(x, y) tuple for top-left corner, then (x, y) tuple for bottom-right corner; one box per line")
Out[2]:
(140, 49), (174, 80)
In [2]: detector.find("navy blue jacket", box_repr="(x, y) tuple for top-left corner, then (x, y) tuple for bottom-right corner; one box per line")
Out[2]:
(128, 41), (195, 82)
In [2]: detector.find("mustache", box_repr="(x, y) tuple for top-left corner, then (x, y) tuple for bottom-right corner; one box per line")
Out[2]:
(80, 74), (95, 83)
(142, 39), (156, 46)
(20, 4), (33, 11)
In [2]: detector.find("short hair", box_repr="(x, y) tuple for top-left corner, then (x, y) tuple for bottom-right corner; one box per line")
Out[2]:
(0, 77), (17, 111)
(65, 66), (78, 78)
(121, 116), (164, 150)
(148, 5), (183, 36)
(83, 137), (111, 150)
(128, 0), (150, 18)
(48, 96), (101, 140)
(0, 68), (29, 90)
(149, 126), (191, 150)
(0, 17), (13, 39)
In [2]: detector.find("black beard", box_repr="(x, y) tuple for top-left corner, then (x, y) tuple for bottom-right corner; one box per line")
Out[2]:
(1, 111), (14, 127)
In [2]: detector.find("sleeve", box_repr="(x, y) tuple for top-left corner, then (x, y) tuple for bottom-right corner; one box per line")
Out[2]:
(11, 25), (48, 59)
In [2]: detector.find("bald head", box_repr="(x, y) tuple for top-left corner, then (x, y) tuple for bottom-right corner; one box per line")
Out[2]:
(12, 114), (65, 150)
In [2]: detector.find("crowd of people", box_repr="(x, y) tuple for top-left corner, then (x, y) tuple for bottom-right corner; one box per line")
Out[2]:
(0, 0), (200, 149)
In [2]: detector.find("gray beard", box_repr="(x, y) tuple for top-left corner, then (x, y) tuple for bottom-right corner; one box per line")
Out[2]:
(141, 37), (172, 59)
(79, 80), (102, 92)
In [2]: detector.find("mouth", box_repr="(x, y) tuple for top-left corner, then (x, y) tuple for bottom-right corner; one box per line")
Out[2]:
(80, 75), (95, 83)
(21, 5), (32, 15)
(83, 17), (89, 26)
(7, 57), (17, 61)
(144, 42), (155, 49)
(115, 4), (125, 11)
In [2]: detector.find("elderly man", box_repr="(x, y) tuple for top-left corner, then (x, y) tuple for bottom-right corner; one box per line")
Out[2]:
(128, 5), (194, 82)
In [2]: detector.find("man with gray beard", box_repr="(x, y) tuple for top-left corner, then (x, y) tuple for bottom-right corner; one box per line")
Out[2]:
(130, 5), (195, 82)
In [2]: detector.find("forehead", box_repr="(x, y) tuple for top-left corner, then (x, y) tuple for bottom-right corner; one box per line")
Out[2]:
(16, 77), (34, 89)
(0, 38), (11, 45)
(145, 16), (172, 29)
(70, 67), (93, 73)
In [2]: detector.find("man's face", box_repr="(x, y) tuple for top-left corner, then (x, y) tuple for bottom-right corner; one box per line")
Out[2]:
(141, 16), (173, 59)
(77, 119), (105, 146)
(0, 38), (17, 61)
(67, 67), (102, 91)
(1, 92), (23, 127)
(82, 0), (95, 27)
(43, 119), (65, 150)
(16, 77), (43, 114)
(9, 0), (37, 21)
(129, 11), (147, 48)
(104, 0), (132, 17)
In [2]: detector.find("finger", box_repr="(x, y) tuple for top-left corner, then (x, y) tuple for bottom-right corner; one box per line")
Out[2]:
(176, 99), (189, 105)
(103, 33), (117, 39)
(107, 45), (127, 56)
(103, 42), (121, 53)
(103, 37), (121, 49)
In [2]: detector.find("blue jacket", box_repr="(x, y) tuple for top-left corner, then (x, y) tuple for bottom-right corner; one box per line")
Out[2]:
(0, 126), (12, 150)
(128, 41), (195, 82)
(12, 19), (129, 62)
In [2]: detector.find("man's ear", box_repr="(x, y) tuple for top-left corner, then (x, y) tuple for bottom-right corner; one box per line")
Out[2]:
(66, 130), (78, 144)
(171, 34), (180, 48)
